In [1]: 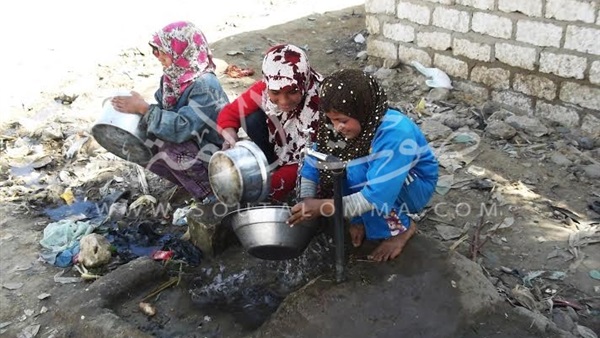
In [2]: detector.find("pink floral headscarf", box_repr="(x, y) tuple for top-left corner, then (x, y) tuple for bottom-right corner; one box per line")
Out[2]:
(261, 44), (323, 166)
(150, 21), (216, 109)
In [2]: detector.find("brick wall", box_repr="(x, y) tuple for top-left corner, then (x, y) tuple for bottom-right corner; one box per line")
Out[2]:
(365, 0), (600, 134)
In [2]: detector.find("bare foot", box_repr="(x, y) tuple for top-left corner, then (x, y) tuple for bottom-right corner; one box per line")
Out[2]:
(349, 224), (365, 247)
(368, 223), (417, 262)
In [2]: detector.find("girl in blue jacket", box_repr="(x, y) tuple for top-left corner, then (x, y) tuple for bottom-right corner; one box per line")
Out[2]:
(288, 69), (438, 262)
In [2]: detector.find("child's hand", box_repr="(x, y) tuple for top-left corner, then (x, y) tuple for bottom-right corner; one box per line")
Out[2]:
(287, 198), (334, 226)
(111, 91), (149, 115)
(220, 127), (239, 150)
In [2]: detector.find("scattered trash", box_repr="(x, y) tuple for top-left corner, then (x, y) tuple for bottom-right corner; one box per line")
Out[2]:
(139, 302), (156, 317)
(224, 64), (255, 78)
(435, 175), (453, 195)
(546, 271), (566, 281)
(53, 270), (80, 284)
(523, 270), (545, 287)
(568, 225), (599, 258)
(466, 165), (486, 177)
(2, 282), (24, 290)
(24, 309), (34, 316)
(39, 219), (95, 266)
(152, 250), (174, 261)
(40, 306), (48, 314)
(172, 206), (191, 226)
(590, 269), (600, 280)
(60, 188), (75, 205)
(65, 134), (90, 159)
(410, 61), (452, 89)
(226, 50), (244, 56)
(128, 194), (157, 211)
(54, 93), (78, 105)
(74, 264), (102, 280)
(17, 323), (40, 338)
(511, 284), (537, 310)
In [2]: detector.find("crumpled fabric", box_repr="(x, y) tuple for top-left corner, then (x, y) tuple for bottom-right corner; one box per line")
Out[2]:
(39, 220), (95, 265)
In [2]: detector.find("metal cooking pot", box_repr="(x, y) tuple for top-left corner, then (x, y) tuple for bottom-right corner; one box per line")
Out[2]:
(222, 205), (318, 260)
(91, 95), (152, 166)
(208, 140), (270, 205)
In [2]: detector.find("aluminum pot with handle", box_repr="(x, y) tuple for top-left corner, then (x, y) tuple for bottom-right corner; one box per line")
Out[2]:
(208, 140), (270, 205)
(91, 91), (152, 166)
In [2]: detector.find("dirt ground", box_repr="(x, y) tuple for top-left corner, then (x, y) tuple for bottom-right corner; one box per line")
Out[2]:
(1, 2), (599, 338)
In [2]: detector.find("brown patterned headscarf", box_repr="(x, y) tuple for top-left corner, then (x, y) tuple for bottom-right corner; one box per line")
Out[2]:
(316, 69), (388, 198)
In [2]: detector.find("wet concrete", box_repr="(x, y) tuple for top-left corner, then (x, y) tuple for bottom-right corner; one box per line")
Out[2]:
(53, 235), (573, 338)
(254, 235), (503, 338)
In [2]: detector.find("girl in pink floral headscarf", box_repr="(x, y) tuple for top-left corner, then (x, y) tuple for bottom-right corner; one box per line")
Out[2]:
(148, 21), (216, 109)
(217, 44), (323, 203)
(111, 21), (229, 202)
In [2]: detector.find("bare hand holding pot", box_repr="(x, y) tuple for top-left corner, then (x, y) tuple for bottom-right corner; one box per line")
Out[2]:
(111, 91), (150, 115)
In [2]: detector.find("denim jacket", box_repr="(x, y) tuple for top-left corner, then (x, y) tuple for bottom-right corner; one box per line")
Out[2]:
(142, 72), (229, 151)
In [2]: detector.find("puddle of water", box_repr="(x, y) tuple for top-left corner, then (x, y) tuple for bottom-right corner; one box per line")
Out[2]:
(188, 234), (333, 332)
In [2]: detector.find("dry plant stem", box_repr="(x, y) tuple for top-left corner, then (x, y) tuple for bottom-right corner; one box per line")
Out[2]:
(469, 213), (487, 261)
(141, 276), (179, 302)
(141, 263), (183, 302)
(469, 189), (495, 261)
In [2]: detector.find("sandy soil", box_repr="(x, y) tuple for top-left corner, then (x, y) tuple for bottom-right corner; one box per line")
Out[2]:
(0, 1), (599, 337)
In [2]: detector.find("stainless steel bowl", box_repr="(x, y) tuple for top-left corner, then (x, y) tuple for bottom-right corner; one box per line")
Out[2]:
(222, 205), (318, 260)
(91, 97), (152, 166)
(208, 140), (270, 205)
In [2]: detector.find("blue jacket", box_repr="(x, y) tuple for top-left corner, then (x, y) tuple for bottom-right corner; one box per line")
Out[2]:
(301, 109), (439, 238)
(143, 72), (229, 151)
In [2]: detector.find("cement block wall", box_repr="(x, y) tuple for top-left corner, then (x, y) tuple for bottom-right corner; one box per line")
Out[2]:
(365, 0), (600, 135)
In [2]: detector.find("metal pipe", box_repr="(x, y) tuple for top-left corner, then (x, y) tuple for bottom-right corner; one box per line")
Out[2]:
(332, 167), (346, 283)
(304, 149), (346, 283)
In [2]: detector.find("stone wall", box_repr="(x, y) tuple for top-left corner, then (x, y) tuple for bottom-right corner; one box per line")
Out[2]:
(365, 0), (600, 137)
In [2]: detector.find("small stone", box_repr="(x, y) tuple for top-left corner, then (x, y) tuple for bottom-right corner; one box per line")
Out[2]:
(354, 33), (366, 44)
(578, 136), (595, 150)
(505, 115), (549, 137)
(552, 308), (576, 333)
(485, 120), (517, 140)
(487, 108), (515, 122)
(79, 234), (112, 268)
(565, 306), (579, 322)
(363, 65), (378, 74)
(37, 293), (51, 300)
(582, 164), (600, 179)
(550, 152), (573, 167)
(188, 204), (238, 257)
(356, 51), (368, 60)
(427, 88), (450, 102)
